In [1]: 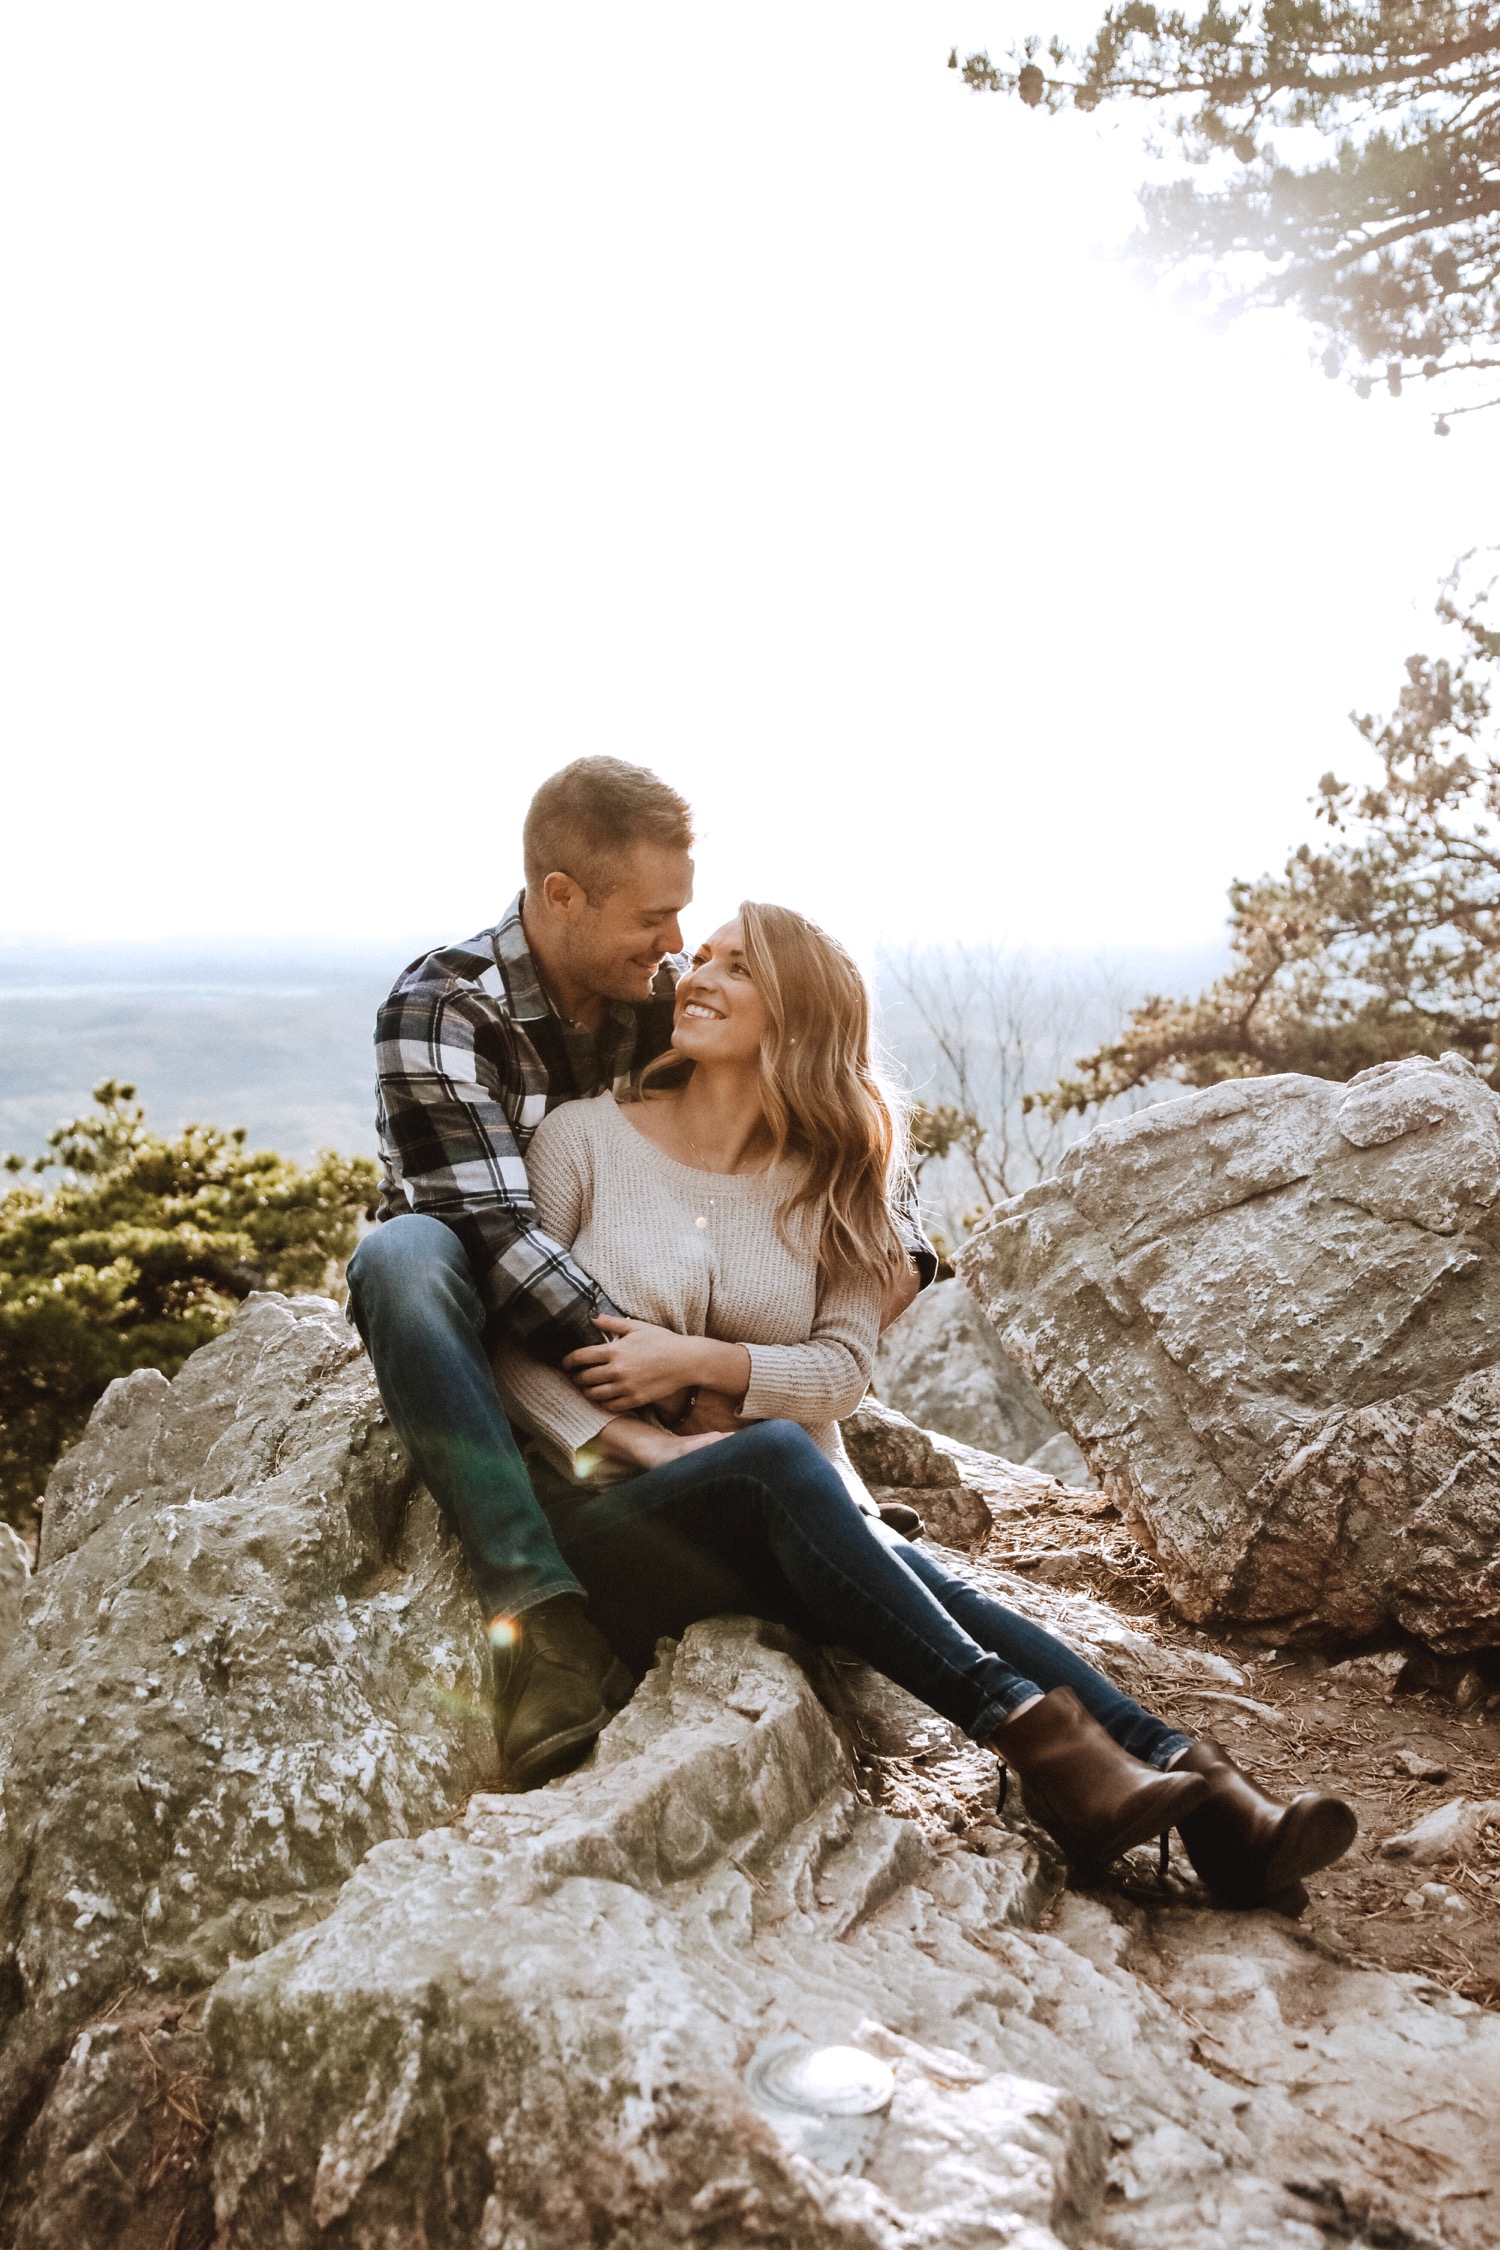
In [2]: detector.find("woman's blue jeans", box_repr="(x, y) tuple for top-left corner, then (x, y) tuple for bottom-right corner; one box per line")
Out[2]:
(534, 1418), (1189, 1766)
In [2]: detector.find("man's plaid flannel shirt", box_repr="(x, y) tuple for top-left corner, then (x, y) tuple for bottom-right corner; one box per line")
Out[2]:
(373, 895), (935, 1367)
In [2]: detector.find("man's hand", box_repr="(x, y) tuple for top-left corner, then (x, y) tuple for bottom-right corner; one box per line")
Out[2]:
(879, 1254), (922, 1334)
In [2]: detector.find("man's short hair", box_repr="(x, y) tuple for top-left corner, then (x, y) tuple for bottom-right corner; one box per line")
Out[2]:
(523, 758), (694, 900)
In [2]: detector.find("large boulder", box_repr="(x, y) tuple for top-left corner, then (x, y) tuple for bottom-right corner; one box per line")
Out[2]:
(958, 1053), (1500, 1651)
(875, 1279), (1063, 1463)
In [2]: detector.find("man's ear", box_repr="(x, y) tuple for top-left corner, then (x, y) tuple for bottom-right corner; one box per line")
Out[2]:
(539, 870), (585, 917)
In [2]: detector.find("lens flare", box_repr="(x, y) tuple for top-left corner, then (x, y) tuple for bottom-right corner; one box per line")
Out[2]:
(487, 1614), (520, 1650)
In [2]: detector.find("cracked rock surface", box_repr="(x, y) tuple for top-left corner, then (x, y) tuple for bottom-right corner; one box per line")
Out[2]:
(1, 1291), (1498, 2246)
(959, 1053), (1500, 1651)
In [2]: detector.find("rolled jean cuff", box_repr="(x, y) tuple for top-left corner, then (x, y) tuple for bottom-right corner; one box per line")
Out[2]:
(969, 1679), (1043, 1744)
(479, 1567), (585, 1624)
(1148, 1727), (1195, 1771)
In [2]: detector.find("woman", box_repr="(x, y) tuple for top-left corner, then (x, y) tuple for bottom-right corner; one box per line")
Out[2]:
(493, 903), (1356, 1908)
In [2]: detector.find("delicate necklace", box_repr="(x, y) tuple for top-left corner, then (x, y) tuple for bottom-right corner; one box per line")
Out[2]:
(680, 1122), (723, 1234)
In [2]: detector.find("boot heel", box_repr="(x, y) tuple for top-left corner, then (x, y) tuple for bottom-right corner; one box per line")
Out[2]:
(990, 1688), (1209, 1874)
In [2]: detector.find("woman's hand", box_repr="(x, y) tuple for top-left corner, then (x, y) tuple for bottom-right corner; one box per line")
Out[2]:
(596, 1417), (728, 1471)
(675, 1388), (744, 1435)
(565, 1317), (750, 1412)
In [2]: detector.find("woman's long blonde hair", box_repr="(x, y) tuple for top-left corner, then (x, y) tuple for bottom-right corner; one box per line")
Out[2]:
(644, 901), (913, 1289)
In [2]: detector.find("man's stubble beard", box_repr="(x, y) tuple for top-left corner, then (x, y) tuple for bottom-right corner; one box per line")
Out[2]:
(575, 942), (664, 1008)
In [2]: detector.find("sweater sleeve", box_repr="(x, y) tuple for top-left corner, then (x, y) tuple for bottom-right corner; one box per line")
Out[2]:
(488, 1102), (625, 1483)
(491, 1343), (621, 1482)
(738, 1264), (882, 1425)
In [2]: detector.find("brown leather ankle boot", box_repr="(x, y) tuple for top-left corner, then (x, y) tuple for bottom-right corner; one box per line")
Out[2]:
(991, 1688), (1210, 1872)
(1172, 1738), (1357, 1908)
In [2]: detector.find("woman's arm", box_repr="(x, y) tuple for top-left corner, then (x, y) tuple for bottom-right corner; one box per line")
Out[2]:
(736, 1268), (882, 1424)
(594, 1417), (728, 1470)
(490, 1103), (661, 1474)
(492, 1342), (728, 1481)
(563, 1318), (750, 1412)
(563, 1272), (881, 1425)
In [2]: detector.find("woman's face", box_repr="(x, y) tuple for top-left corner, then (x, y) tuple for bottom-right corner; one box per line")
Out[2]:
(673, 919), (768, 1067)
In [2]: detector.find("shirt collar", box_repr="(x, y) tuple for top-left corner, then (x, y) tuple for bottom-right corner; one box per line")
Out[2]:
(491, 894), (554, 1023)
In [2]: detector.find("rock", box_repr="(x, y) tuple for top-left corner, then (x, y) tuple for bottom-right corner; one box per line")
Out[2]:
(0, 1292), (497, 2239)
(959, 1053), (1500, 1650)
(841, 1394), (963, 1489)
(5, 1293), (1500, 2247)
(839, 1396), (1105, 1552)
(1324, 1649), (1409, 1694)
(208, 1618), (1085, 2248)
(1113, 1904), (1500, 2242)
(1024, 1430), (1098, 1488)
(875, 1277), (1062, 1460)
(207, 1612), (1500, 2249)
(1391, 1750), (1449, 1782)
(839, 1397), (993, 1549)
(1378, 1796), (1500, 1864)
(0, 1521), (31, 1659)
(37, 1364), (173, 1567)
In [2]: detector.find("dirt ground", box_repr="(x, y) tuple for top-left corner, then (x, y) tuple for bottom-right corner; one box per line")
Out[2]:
(878, 1472), (1500, 2012)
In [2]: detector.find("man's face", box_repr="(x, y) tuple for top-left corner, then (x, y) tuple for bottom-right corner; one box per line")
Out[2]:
(565, 843), (694, 1003)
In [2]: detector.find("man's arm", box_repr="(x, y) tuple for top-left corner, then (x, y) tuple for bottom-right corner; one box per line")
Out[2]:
(375, 980), (619, 1365)
(890, 1167), (939, 1293)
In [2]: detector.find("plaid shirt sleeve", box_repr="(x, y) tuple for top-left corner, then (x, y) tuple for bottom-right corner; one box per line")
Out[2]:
(893, 1167), (939, 1289)
(375, 981), (621, 1363)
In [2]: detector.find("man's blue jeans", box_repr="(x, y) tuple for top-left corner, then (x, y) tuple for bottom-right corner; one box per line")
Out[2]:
(346, 1215), (584, 1620)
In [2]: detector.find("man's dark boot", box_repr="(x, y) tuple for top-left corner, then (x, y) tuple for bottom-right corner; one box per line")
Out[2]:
(991, 1687), (1210, 1872)
(493, 1594), (634, 1791)
(1172, 1738), (1357, 1908)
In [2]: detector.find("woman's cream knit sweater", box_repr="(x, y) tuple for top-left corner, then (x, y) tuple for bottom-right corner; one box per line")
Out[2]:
(491, 1092), (882, 1487)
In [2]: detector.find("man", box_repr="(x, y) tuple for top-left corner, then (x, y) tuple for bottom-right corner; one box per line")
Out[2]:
(347, 756), (932, 1789)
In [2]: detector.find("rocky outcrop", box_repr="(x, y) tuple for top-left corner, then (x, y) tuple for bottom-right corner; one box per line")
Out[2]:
(3, 1290), (1499, 2247)
(0, 1293), (497, 2247)
(959, 1053), (1500, 1652)
(875, 1279), (1065, 1463)
(204, 1608), (1500, 2250)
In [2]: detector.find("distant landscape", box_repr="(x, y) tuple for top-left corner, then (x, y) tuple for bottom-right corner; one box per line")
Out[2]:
(0, 932), (1225, 1219)
(0, 936), (439, 1165)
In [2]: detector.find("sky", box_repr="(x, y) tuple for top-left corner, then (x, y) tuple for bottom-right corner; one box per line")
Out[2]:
(2, 3), (1493, 963)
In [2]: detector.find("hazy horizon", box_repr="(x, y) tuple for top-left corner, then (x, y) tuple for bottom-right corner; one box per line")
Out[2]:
(0, 931), (1228, 1174)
